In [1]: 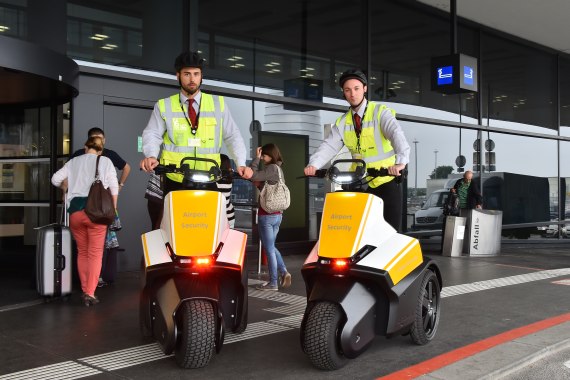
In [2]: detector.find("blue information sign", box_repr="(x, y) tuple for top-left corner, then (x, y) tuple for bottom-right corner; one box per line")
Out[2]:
(463, 66), (474, 86)
(437, 66), (453, 85)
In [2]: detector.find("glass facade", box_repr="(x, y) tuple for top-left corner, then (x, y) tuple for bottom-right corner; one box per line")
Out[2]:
(0, 103), (69, 248)
(1, 0), (569, 247)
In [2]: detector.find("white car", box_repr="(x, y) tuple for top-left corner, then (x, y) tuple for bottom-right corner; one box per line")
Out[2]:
(413, 189), (450, 230)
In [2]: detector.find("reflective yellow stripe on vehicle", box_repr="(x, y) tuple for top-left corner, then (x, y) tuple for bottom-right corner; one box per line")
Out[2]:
(141, 234), (150, 268)
(384, 239), (423, 285)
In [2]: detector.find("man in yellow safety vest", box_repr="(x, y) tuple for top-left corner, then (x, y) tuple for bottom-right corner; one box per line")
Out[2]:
(140, 51), (252, 193)
(304, 69), (410, 231)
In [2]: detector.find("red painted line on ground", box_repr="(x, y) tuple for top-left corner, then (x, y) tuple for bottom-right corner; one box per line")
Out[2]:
(377, 312), (570, 380)
(494, 263), (545, 271)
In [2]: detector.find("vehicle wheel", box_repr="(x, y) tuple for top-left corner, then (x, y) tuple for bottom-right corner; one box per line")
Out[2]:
(302, 301), (347, 370)
(175, 300), (216, 368)
(410, 270), (441, 345)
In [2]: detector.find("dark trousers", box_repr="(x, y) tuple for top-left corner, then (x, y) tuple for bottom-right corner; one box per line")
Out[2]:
(366, 179), (402, 232)
(101, 247), (118, 284)
(147, 199), (164, 230)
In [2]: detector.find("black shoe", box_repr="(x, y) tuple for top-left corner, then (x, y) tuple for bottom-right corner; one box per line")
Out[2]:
(83, 294), (100, 306)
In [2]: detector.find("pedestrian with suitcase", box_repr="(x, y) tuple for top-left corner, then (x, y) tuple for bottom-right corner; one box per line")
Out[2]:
(51, 136), (119, 306)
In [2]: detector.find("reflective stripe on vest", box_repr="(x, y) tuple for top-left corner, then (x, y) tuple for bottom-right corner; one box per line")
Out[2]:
(158, 93), (224, 182)
(335, 102), (397, 187)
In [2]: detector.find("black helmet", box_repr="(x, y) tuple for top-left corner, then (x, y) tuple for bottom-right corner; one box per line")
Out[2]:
(339, 69), (367, 88)
(174, 51), (205, 72)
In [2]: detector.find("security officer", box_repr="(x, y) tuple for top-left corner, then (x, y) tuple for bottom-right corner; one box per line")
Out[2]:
(140, 51), (252, 193)
(304, 69), (410, 231)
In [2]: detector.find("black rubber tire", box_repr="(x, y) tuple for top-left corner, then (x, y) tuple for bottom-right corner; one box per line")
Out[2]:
(302, 301), (347, 370)
(175, 300), (216, 368)
(410, 270), (441, 345)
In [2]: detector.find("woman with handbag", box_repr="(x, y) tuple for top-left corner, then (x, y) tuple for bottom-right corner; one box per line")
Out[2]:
(51, 136), (119, 306)
(250, 143), (291, 291)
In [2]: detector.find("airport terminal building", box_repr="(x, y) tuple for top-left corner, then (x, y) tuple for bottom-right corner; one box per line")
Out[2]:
(1, 0), (570, 280)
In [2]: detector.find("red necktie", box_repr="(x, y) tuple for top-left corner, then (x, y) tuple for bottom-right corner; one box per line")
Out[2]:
(188, 99), (197, 131)
(354, 113), (362, 135)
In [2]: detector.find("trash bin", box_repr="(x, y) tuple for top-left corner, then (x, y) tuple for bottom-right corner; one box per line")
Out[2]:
(442, 216), (467, 257)
(467, 209), (503, 256)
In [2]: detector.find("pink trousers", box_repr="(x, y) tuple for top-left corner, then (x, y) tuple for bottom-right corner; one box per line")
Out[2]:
(70, 210), (108, 297)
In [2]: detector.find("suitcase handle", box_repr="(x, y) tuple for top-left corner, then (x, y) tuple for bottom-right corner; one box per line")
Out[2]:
(56, 254), (66, 271)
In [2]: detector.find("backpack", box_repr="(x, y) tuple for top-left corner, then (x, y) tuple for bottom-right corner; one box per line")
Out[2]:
(443, 191), (459, 216)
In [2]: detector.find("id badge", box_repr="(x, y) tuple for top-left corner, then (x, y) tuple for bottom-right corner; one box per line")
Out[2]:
(188, 138), (201, 147)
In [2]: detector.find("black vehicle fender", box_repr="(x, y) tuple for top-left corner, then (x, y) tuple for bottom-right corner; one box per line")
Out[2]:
(302, 279), (376, 359)
(385, 257), (442, 336)
(148, 275), (224, 355)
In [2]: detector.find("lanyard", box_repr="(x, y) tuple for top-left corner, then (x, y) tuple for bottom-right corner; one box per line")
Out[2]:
(179, 94), (201, 135)
(351, 102), (368, 153)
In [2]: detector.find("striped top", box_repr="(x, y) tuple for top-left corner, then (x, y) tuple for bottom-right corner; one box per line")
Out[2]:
(216, 182), (235, 228)
(144, 173), (163, 202)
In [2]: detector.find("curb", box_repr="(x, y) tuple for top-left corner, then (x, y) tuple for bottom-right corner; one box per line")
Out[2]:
(480, 337), (570, 379)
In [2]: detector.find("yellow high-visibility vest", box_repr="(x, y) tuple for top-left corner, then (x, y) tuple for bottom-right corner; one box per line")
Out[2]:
(158, 93), (224, 182)
(335, 102), (397, 187)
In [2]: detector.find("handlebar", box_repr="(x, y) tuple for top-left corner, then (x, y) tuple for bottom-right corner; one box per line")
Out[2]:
(150, 157), (239, 184)
(301, 159), (407, 187)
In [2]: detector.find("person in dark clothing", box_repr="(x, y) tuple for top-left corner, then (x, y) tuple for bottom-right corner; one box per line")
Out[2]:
(451, 170), (482, 215)
(451, 170), (483, 253)
(70, 127), (131, 286)
(70, 127), (131, 187)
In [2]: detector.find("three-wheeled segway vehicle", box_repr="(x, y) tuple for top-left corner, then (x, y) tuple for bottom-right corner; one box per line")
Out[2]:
(300, 159), (443, 370)
(139, 157), (248, 368)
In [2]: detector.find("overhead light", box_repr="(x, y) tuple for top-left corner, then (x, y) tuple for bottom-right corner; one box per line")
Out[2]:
(0, 25), (10, 32)
(270, 61), (280, 65)
(90, 33), (109, 40)
(101, 44), (118, 50)
(227, 55), (243, 61)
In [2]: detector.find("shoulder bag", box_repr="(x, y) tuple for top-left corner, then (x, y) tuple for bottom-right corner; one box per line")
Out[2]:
(84, 155), (116, 225)
(259, 164), (290, 213)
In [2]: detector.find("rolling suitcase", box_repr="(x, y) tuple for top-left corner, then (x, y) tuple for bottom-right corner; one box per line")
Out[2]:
(36, 223), (72, 297)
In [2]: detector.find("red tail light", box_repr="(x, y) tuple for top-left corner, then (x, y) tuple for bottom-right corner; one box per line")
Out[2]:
(195, 257), (211, 266)
(333, 259), (349, 269)
(177, 255), (214, 268)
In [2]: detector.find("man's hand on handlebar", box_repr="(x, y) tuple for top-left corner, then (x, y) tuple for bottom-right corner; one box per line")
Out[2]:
(238, 166), (253, 179)
(387, 163), (406, 177)
(140, 157), (159, 172)
(304, 165), (317, 176)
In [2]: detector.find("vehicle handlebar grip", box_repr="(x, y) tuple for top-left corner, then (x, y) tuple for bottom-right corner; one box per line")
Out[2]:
(314, 169), (328, 178)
